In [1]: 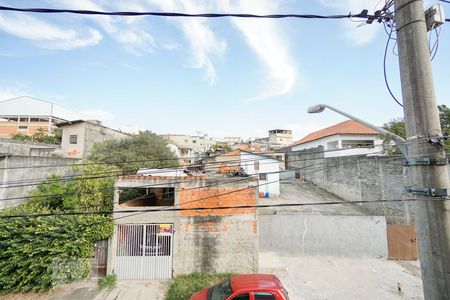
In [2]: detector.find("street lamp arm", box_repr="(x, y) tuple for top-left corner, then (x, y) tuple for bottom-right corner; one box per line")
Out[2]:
(308, 104), (408, 157)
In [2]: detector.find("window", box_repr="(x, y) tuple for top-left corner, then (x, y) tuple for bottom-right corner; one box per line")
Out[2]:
(18, 125), (28, 130)
(119, 187), (175, 207)
(69, 135), (78, 144)
(30, 118), (40, 122)
(254, 292), (276, 300)
(259, 173), (267, 180)
(19, 117), (28, 122)
(192, 140), (197, 143)
(232, 294), (250, 300)
(254, 160), (260, 171)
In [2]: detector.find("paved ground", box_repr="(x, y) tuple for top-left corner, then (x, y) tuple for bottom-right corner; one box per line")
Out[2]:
(258, 180), (372, 216)
(259, 252), (423, 300)
(95, 280), (167, 300)
(0, 279), (168, 300)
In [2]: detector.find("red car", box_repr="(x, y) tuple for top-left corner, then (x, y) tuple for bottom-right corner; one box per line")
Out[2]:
(190, 274), (289, 300)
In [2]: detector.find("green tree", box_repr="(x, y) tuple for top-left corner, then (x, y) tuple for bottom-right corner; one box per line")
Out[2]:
(382, 118), (406, 155)
(383, 105), (450, 154)
(10, 132), (31, 141)
(438, 105), (450, 151)
(88, 131), (179, 172)
(10, 127), (62, 145)
(0, 163), (116, 293)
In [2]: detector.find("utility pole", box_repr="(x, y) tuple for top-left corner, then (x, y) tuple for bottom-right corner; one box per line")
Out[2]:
(394, 0), (450, 299)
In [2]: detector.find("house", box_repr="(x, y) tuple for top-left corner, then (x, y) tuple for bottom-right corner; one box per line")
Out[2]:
(107, 174), (258, 280)
(161, 134), (219, 164)
(0, 96), (89, 139)
(290, 120), (383, 157)
(56, 120), (129, 159)
(201, 150), (282, 197)
(268, 129), (293, 149)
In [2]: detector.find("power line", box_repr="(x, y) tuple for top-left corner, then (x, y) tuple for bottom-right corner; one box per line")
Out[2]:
(0, 5), (380, 21)
(0, 198), (423, 219)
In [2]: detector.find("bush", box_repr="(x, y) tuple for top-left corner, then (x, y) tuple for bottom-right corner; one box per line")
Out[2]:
(0, 163), (117, 293)
(165, 273), (232, 300)
(98, 274), (117, 290)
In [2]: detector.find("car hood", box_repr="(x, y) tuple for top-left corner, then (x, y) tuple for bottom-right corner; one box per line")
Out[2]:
(190, 288), (209, 300)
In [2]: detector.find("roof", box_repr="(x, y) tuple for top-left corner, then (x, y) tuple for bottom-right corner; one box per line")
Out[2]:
(0, 96), (89, 121)
(291, 120), (379, 146)
(230, 274), (283, 293)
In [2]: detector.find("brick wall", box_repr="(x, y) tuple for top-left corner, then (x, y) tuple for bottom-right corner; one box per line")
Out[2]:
(111, 175), (259, 275)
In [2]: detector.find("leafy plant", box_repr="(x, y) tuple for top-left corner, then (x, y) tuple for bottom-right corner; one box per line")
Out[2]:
(165, 273), (232, 300)
(88, 131), (179, 172)
(0, 163), (117, 293)
(98, 274), (117, 290)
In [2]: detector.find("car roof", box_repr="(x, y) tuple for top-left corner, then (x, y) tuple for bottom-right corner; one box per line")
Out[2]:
(230, 274), (283, 293)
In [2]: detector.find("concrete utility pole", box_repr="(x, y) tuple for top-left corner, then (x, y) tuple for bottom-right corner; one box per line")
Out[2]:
(394, 0), (450, 298)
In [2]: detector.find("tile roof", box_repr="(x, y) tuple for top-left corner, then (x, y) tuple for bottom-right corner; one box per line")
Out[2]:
(292, 120), (379, 146)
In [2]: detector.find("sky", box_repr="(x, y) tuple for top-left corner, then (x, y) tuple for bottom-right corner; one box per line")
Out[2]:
(0, 0), (449, 141)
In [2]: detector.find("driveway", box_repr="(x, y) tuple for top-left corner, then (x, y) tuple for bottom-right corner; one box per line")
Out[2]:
(95, 280), (167, 300)
(259, 252), (423, 300)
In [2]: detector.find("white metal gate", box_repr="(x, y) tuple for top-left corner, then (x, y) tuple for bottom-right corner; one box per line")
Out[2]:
(115, 224), (173, 280)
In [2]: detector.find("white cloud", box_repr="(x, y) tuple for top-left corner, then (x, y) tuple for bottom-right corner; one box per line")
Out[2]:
(81, 109), (115, 122)
(317, 0), (383, 45)
(150, 0), (226, 83)
(219, 0), (298, 100)
(0, 87), (28, 101)
(0, 13), (102, 50)
(52, 0), (157, 55)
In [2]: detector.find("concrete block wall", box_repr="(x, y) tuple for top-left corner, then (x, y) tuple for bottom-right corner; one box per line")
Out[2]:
(0, 155), (80, 208)
(286, 149), (447, 225)
(259, 214), (388, 258)
(109, 175), (259, 276)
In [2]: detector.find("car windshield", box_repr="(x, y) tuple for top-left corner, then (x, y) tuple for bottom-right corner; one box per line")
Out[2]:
(209, 280), (233, 300)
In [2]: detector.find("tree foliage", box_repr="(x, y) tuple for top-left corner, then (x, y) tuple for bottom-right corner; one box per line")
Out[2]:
(0, 163), (117, 293)
(438, 105), (450, 151)
(382, 118), (406, 155)
(87, 131), (179, 172)
(382, 105), (450, 154)
(10, 127), (62, 144)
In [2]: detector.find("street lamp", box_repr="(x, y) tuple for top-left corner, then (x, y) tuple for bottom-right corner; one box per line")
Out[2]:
(307, 104), (408, 157)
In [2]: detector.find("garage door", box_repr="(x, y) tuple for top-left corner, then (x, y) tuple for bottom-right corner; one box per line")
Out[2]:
(115, 224), (173, 280)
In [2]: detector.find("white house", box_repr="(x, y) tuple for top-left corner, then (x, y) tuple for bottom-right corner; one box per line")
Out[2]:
(209, 150), (281, 197)
(290, 120), (383, 157)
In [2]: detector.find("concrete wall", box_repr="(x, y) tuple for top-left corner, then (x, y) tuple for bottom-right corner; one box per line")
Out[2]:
(291, 134), (383, 157)
(286, 149), (447, 225)
(0, 155), (80, 208)
(259, 213), (388, 258)
(59, 121), (128, 158)
(0, 139), (60, 157)
(108, 175), (259, 276)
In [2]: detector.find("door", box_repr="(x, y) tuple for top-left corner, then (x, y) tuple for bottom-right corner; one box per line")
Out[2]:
(115, 224), (173, 280)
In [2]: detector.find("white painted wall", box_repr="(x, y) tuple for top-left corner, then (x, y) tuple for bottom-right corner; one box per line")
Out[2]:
(240, 152), (280, 196)
(291, 134), (383, 157)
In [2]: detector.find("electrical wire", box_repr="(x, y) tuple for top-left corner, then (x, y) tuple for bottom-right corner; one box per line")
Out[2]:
(0, 5), (379, 21)
(383, 21), (403, 107)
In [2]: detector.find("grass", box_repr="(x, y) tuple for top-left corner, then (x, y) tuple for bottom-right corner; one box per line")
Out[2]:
(165, 272), (233, 300)
(97, 274), (117, 291)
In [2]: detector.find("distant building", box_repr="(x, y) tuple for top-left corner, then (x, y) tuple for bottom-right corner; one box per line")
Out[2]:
(0, 96), (89, 139)
(201, 150), (282, 197)
(161, 134), (217, 162)
(268, 129), (293, 149)
(289, 120), (383, 157)
(57, 120), (129, 159)
(223, 136), (242, 145)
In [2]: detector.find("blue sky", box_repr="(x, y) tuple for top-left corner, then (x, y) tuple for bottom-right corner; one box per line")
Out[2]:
(0, 0), (449, 140)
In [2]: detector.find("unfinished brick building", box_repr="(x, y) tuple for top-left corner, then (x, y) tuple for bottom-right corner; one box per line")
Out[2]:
(107, 174), (258, 280)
